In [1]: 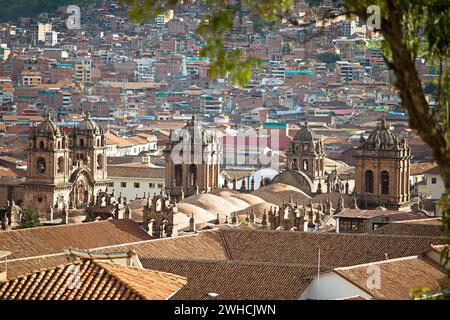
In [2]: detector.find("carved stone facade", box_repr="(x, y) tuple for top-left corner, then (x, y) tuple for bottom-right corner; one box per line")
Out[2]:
(354, 118), (411, 209)
(164, 116), (221, 200)
(23, 113), (110, 215)
(265, 197), (327, 231)
(142, 191), (177, 238)
(286, 121), (326, 179)
(272, 122), (326, 194)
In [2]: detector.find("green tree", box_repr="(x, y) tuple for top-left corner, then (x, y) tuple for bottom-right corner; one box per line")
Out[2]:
(19, 207), (42, 229)
(0, 0), (101, 22)
(317, 52), (342, 65)
(120, 0), (450, 267)
(424, 80), (438, 95)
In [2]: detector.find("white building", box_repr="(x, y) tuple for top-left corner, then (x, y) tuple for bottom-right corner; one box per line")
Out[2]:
(340, 20), (357, 37)
(107, 162), (165, 201)
(155, 10), (174, 27)
(418, 166), (445, 200)
(105, 132), (158, 157)
(135, 58), (156, 80)
(300, 248), (447, 300)
(37, 23), (52, 42)
(44, 31), (58, 46)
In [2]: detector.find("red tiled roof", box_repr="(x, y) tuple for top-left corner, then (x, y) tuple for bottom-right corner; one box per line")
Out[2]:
(335, 208), (429, 221)
(334, 256), (450, 300)
(370, 222), (443, 237)
(0, 220), (151, 260)
(0, 166), (17, 177)
(410, 162), (437, 175)
(2, 228), (445, 283)
(0, 259), (186, 300)
(217, 229), (443, 268)
(140, 258), (323, 300)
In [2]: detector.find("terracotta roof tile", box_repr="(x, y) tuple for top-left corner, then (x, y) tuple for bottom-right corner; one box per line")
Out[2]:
(370, 223), (443, 237)
(0, 259), (186, 300)
(103, 230), (228, 260)
(107, 164), (165, 178)
(217, 229), (444, 268)
(334, 256), (450, 300)
(140, 258), (323, 300)
(3, 228), (446, 286)
(1, 230), (226, 280)
(0, 220), (151, 260)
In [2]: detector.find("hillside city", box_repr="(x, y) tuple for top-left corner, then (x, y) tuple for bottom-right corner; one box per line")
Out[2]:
(0, 0), (448, 302)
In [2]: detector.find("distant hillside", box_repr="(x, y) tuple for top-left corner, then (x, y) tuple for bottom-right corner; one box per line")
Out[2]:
(0, 0), (99, 22)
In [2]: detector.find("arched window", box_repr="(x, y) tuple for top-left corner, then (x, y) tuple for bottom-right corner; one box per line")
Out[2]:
(79, 138), (84, 147)
(302, 159), (309, 171)
(97, 153), (104, 170)
(58, 141), (61, 149)
(292, 159), (298, 170)
(189, 164), (197, 186)
(37, 158), (46, 173)
(381, 171), (389, 195)
(39, 141), (45, 150)
(174, 165), (182, 186)
(57, 156), (64, 174)
(365, 170), (374, 193)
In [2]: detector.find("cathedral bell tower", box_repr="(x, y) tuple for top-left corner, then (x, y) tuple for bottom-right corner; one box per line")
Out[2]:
(70, 112), (107, 181)
(286, 121), (325, 180)
(24, 113), (70, 212)
(164, 116), (221, 200)
(354, 118), (411, 209)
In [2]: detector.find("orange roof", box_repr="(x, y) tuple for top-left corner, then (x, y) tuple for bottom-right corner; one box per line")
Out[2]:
(0, 166), (17, 177)
(3, 115), (44, 122)
(0, 259), (186, 300)
(335, 256), (450, 300)
(0, 83), (13, 91)
(104, 132), (135, 148)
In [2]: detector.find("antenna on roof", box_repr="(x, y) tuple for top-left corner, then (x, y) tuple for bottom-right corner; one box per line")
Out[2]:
(317, 245), (321, 300)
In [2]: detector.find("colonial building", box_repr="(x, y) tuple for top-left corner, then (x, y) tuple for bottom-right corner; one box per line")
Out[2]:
(164, 116), (221, 200)
(23, 113), (110, 215)
(272, 121), (326, 194)
(354, 118), (411, 209)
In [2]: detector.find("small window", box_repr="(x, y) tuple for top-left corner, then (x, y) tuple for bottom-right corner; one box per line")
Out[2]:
(121, 182), (127, 188)
(431, 177), (437, 184)
(149, 183), (155, 188)
(157, 183), (163, 188)
(134, 182), (140, 188)
(302, 159), (308, 171)
(37, 158), (46, 173)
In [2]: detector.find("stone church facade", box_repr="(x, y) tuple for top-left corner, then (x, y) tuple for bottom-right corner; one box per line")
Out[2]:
(272, 119), (411, 209)
(23, 113), (110, 215)
(164, 116), (221, 200)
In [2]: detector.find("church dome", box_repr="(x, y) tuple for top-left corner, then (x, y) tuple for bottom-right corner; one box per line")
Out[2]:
(294, 122), (318, 142)
(78, 112), (101, 134)
(175, 115), (212, 145)
(36, 114), (61, 137)
(363, 118), (400, 150)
